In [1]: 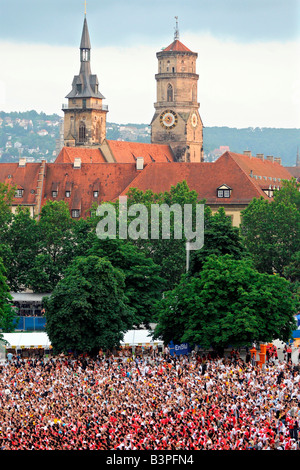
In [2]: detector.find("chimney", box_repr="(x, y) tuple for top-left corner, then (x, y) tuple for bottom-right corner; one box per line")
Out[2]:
(73, 158), (81, 168)
(274, 157), (282, 165)
(266, 155), (274, 163)
(244, 150), (252, 157)
(136, 157), (144, 170)
(18, 157), (26, 167)
(256, 153), (264, 161)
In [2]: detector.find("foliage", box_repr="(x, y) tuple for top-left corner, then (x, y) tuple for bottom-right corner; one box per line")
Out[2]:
(106, 181), (204, 290)
(0, 258), (16, 333)
(189, 207), (247, 275)
(154, 255), (297, 352)
(0, 207), (39, 291)
(88, 238), (165, 326)
(44, 256), (133, 354)
(28, 200), (74, 292)
(241, 194), (300, 276)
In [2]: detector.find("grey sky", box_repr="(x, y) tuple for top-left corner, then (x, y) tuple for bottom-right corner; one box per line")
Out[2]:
(0, 0), (299, 127)
(0, 0), (299, 47)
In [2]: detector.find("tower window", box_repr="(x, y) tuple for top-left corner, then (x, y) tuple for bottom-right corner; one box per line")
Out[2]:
(79, 122), (86, 143)
(172, 67), (175, 73)
(167, 84), (173, 102)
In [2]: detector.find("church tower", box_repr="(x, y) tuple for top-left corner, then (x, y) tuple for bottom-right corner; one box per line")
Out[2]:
(151, 18), (203, 162)
(62, 14), (108, 147)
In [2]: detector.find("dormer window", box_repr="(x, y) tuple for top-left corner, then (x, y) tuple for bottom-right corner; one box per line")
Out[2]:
(217, 184), (232, 198)
(15, 189), (24, 198)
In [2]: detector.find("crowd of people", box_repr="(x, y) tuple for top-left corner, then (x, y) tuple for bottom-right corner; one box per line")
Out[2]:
(0, 348), (300, 450)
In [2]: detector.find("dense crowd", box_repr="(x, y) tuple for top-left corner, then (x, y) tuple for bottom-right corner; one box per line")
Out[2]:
(0, 350), (300, 450)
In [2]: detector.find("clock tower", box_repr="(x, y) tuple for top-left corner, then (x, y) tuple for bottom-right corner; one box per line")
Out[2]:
(62, 14), (108, 147)
(151, 19), (203, 162)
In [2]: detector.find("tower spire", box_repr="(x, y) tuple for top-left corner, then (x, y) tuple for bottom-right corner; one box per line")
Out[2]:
(174, 16), (179, 40)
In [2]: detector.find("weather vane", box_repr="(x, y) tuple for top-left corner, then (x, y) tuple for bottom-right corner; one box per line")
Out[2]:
(174, 16), (179, 40)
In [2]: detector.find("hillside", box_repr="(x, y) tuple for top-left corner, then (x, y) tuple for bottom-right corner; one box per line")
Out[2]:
(0, 111), (299, 167)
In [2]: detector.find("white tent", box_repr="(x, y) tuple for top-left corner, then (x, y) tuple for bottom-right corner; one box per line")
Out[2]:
(121, 329), (163, 347)
(1, 332), (51, 349)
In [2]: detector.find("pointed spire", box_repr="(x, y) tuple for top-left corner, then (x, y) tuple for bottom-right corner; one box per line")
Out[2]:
(80, 16), (91, 50)
(174, 16), (179, 41)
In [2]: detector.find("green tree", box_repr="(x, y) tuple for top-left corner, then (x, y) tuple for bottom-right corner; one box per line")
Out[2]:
(0, 182), (15, 241)
(43, 256), (134, 354)
(189, 207), (247, 275)
(28, 200), (74, 292)
(0, 258), (16, 333)
(0, 207), (39, 291)
(105, 181), (204, 290)
(241, 196), (300, 276)
(273, 178), (300, 210)
(154, 255), (297, 354)
(88, 238), (165, 326)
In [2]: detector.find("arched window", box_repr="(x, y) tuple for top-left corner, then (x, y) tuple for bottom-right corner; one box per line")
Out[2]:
(167, 83), (173, 102)
(79, 122), (86, 143)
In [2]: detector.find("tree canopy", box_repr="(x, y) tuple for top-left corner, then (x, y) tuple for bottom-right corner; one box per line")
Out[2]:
(154, 255), (297, 353)
(44, 256), (134, 354)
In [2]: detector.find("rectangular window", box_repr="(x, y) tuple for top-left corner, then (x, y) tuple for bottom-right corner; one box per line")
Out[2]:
(93, 191), (99, 198)
(72, 209), (80, 218)
(217, 189), (231, 198)
(52, 191), (57, 198)
(15, 189), (24, 198)
(65, 191), (71, 198)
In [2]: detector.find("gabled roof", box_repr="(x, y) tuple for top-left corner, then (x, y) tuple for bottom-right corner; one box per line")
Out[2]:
(55, 147), (106, 164)
(163, 40), (193, 53)
(0, 162), (41, 206)
(41, 162), (140, 216)
(227, 152), (292, 188)
(119, 151), (294, 205)
(105, 140), (175, 164)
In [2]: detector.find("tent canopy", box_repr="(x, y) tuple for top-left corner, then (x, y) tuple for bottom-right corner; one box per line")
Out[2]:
(1, 332), (51, 348)
(121, 330), (163, 346)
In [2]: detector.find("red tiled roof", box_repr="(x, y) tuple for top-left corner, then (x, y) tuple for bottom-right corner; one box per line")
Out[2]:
(227, 152), (293, 189)
(285, 167), (300, 180)
(163, 40), (192, 53)
(105, 140), (174, 163)
(55, 147), (106, 164)
(41, 162), (140, 216)
(119, 152), (294, 205)
(0, 162), (41, 206)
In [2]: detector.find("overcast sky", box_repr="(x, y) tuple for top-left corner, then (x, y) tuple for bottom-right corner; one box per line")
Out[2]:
(0, 0), (299, 128)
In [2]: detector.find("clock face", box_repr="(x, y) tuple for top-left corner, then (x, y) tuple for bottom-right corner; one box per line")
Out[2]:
(191, 112), (198, 127)
(160, 110), (178, 129)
